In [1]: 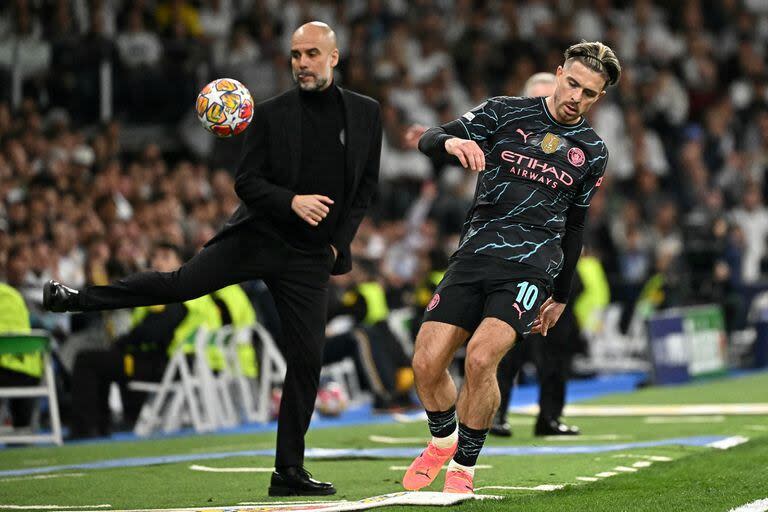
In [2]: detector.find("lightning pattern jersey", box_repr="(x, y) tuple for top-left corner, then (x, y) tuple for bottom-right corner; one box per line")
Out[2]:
(451, 96), (608, 279)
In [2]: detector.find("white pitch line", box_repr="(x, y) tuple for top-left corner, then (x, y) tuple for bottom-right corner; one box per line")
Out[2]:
(475, 484), (565, 492)
(745, 425), (768, 431)
(613, 466), (638, 473)
(368, 435), (430, 444)
(541, 434), (630, 442)
(707, 436), (749, 450)
(644, 415), (725, 424)
(595, 472), (618, 477)
(611, 454), (673, 462)
(0, 473), (85, 483)
(0, 506), (111, 510)
(391, 412), (428, 423)
(632, 461), (653, 468)
(728, 498), (768, 512)
(189, 465), (274, 473)
(576, 477), (600, 482)
(388, 465), (493, 471)
(550, 404), (768, 416)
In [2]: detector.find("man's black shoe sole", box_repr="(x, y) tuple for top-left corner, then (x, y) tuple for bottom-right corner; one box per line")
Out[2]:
(268, 486), (336, 496)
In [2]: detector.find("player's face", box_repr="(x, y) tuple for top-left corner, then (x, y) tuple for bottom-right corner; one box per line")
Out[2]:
(552, 61), (607, 123)
(290, 29), (339, 91)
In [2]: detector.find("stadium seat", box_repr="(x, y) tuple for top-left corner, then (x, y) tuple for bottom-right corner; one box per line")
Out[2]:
(0, 331), (63, 446)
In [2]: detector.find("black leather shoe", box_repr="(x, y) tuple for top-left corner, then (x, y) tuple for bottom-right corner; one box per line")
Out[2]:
(43, 280), (81, 312)
(489, 409), (512, 437)
(268, 466), (336, 496)
(534, 418), (580, 436)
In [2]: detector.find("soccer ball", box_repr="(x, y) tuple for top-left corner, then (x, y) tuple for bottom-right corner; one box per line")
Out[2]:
(195, 78), (254, 137)
(315, 380), (349, 417)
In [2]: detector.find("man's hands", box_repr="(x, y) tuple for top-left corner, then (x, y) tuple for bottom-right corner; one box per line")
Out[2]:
(445, 137), (485, 172)
(530, 297), (566, 336)
(291, 195), (334, 226)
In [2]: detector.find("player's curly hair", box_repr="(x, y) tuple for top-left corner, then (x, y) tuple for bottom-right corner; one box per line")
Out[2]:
(564, 41), (621, 89)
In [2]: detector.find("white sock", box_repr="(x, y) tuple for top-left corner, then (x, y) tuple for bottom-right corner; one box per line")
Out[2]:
(447, 459), (475, 477)
(431, 426), (458, 449)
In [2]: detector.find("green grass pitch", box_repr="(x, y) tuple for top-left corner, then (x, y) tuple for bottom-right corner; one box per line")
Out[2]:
(1, 372), (767, 511)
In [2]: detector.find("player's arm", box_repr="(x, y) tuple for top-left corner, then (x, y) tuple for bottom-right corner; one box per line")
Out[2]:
(418, 97), (506, 171)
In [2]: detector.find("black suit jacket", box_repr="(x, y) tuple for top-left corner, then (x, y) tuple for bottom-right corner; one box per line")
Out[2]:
(207, 85), (382, 275)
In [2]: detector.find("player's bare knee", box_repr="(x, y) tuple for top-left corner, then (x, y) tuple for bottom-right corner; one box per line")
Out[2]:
(464, 347), (496, 379)
(411, 350), (438, 383)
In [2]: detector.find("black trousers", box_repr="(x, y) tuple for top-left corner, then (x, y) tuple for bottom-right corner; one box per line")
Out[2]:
(71, 348), (167, 435)
(497, 306), (576, 421)
(77, 229), (333, 467)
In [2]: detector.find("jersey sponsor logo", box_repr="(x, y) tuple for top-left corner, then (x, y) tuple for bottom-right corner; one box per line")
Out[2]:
(427, 293), (440, 311)
(567, 147), (585, 167)
(501, 150), (574, 189)
(541, 132), (561, 154)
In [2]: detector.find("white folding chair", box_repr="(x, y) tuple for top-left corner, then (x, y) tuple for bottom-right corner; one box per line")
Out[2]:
(0, 331), (62, 446)
(221, 324), (261, 423)
(252, 322), (287, 423)
(195, 326), (239, 429)
(130, 328), (216, 436)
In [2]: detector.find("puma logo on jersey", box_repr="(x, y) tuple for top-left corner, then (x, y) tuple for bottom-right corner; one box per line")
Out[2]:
(516, 128), (533, 143)
(513, 303), (524, 320)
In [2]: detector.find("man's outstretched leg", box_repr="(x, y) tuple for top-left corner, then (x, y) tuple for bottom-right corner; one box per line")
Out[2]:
(44, 235), (261, 312)
(403, 321), (469, 491)
(444, 317), (517, 494)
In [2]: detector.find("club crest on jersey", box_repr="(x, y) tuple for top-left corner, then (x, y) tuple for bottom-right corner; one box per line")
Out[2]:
(427, 293), (440, 311)
(568, 147), (585, 167)
(541, 132), (560, 154)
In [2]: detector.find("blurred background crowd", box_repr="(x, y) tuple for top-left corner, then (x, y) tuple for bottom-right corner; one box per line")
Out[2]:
(2, 0), (768, 425)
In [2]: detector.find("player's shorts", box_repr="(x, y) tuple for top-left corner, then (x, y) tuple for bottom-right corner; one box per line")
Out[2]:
(422, 255), (551, 339)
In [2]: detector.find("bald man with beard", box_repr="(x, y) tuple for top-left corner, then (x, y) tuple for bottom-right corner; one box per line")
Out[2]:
(44, 22), (382, 496)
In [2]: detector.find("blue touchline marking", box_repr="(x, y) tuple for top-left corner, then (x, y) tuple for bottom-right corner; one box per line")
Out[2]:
(0, 436), (729, 478)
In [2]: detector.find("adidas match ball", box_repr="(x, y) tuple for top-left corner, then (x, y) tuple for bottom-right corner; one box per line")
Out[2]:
(196, 78), (254, 137)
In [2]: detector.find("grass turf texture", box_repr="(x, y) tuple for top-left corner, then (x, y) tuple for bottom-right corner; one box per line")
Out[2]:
(0, 372), (766, 511)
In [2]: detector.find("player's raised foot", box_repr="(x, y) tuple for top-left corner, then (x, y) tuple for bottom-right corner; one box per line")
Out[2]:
(443, 468), (474, 494)
(402, 441), (457, 491)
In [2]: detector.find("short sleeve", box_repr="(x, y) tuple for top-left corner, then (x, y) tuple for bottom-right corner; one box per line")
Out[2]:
(573, 146), (608, 208)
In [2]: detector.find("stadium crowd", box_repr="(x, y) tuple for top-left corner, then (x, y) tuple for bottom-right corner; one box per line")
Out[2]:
(2, 0), (768, 427)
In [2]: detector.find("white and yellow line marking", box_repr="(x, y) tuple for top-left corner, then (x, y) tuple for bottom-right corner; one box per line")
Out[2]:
(576, 477), (600, 482)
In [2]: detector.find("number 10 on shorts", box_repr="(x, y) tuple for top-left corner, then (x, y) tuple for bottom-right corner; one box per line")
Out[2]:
(515, 281), (539, 310)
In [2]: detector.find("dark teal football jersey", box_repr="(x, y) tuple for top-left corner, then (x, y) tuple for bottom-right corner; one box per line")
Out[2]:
(452, 96), (608, 278)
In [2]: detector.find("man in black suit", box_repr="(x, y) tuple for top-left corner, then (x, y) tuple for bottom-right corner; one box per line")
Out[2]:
(43, 21), (382, 497)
